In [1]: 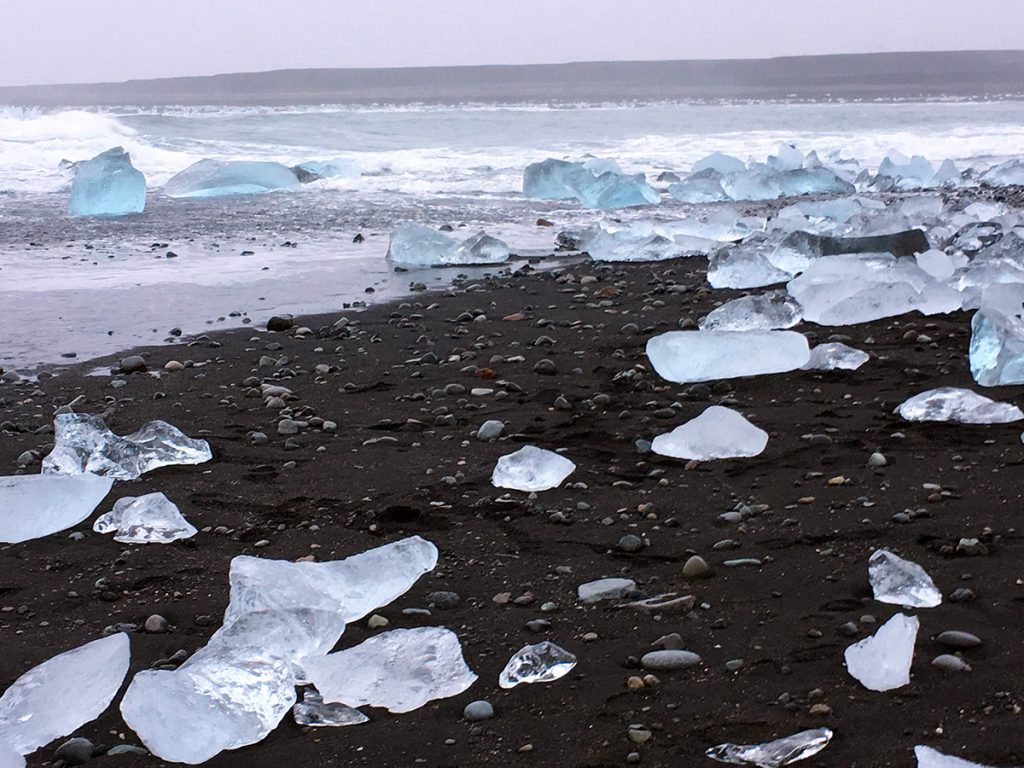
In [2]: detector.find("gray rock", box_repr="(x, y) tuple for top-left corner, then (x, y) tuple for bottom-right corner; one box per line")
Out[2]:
(618, 534), (644, 553)
(277, 419), (300, 435)
(55, 738), (95, 766)
(682, 555), (711, 579)
(577, 578), (636, 604)
(476, 420), (505, 441)
(427, 591), (461, 610)
(119, 355), (146, 374)
(106, 745), (149, 756)
(932, 654), (972, 673)
(144, 614), (169, 633)
(463, 700), (495, 721)
(533, 359), (558, 375)
(868, 452), (887, 467)
(935, 630), (981, 648)
(267, 315), (294, 332)
(641, 650), (702, 671)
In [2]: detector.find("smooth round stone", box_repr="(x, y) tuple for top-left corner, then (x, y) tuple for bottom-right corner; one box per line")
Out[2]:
(868, 452), (887, 467)
(119, 355), (147, 373)
(723, 558), (762, 568)
(935, 630), (982, 648)
(682, 555), (711, 579)
(618, 534), (644, 553)
(640, 650), (702, 671)
(476, 420), (505, 441)
(932, 654), (972, 673)
(55, 738), (94, 766)
(463, 700), (495, 721)
(144, 614), (169, 633)
(724, 659), (744, 671)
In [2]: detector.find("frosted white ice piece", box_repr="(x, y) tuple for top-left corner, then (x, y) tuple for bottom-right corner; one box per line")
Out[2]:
(0, 474), (114, 544)
(868, 549), (942, 608)
(163, 159), (299, 198)
(292, 689), (368, 727)
(896, 388), (1024, 424)
(68, 147), (145, 217)
(915, 746), (995, 768)
(844, 613), (918, 691)
(386, 223), (509, 267)
(646, 330), (810, 383)
(491, 445), (575, 492)
(801, 343), (869, 371)
(700, 291), (803, 331)
(93, 492), (197, 544)
(652, 406), (768, 461)
(499, 642), (576, 688)
(706, 728), (833, 767)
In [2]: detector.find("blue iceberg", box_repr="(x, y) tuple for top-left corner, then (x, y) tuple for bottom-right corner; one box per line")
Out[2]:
(68, 147), (146, 217)
(776, 167), (855, 196)
(163, 159), (300, 198)
(387, 223), (510, 267)
(522, 158), (659, 209)
(293, 158), (360, 182)
(668, 169), (731, 203)
(692, 151), (746, 175)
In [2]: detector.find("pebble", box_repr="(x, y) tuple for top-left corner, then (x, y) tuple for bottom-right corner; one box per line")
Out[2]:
(144, 614), (169, 633)
(932, 654), (972, 673)
(277, 419), (300, 435)
(463, 700), (494, 721)
(476, 420), (505, 441)
(934, 630), (981, 648)
(617, 534), (644, 553)
(367, 614), (389, 629)
(722, 558), (762, 568)
(724, 659), (744, 671)
(55, 737), (94, 765)
(164, 360), (185, 372)
(119, 355), (147, 374)
(868, 452), (887, 467)
(533, 359), (558, 375)
(640, 650), (702, 671)
(427, 591), (461, 610)
(267, 315), (294, 332)
(106, 745), (148, 756)
(682, 555), (711, 578)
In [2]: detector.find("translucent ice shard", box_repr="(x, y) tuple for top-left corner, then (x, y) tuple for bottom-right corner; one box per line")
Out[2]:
(93, 492), (197, 544)
(776, 167), (855, 197)
(981, 159), (1024, 186)
(668, 169), (730, 203)
(292, 689), (368, 727)
(583, 222), (714, 262)
(706, 728), (833, 767)
(878, 151), (934, 187)
(0, 474), (114, 544)
(801, 343), (870, 371)
(652, 406), (768, 461)
(970, 288), (1024, 386)
(491, 445), (575, 492)
(708, 238), (794, 290)
(844, 613), (918, 691)
(896, 388), (1024, 424)
(386, 223), (509, 267)
(646, 330), (810, 384)
(522, 158), (584, 200)
(721, 168), (782, 201)
(303, 627), (477, 713)
(915, 745), (996, 768)
(700, 291), (803, 331)
(692, 151), (746, 176)
(68, 147), (146, 217)
(0, 634), (130, 756)
(163, 159), (300, 198)
(292, 158), (360, 181)
(41, 413), (212, 480)
(522, 158), (659, 209)
(499, 641), (576, 689)
(868, 549), (942, 608)
(452, 231), (511, 264)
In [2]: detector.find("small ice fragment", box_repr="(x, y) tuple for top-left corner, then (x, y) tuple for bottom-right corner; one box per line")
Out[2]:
(93, 492), (197, 544)
(845, 613), (918, 691)
(498, 641), (576, 689)
(700, 291), (803, 331)
(896, 388), (1024, 424)
(0, 634), (130, 756)
(577, 578), (636, 604)
(0, 474), (114, 544)
(386, 223), (509, 267)
(705, 728), (833, 767)
(801, 343), (869, 371)
(868, 549), (942, 608)
(768, 143), (806, 173)
(646, 330), (810, 383)
(42, 413), (212, 480)
(491, 445), (575, 492)
(163, 159), (300, 198)
(302, 627), (476, 713)
(292, 689), (368, 727)
(651, 406), (768, 461)
(915, 745), (995, 768)
(68, 147), (146, 217)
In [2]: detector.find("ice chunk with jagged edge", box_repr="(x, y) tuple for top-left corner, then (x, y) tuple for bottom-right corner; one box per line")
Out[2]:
(0, 474), (114, 544)
(292, 689), (368, 727)
(646, 330), (810, 384)
(930, 159), (961, 187)
(668, 169), (730, 203)
(574, 170), (660, 209)
(0, 742), (22, 768)
(721, 168), (782, 201)
(776, 167), (855, 197)
(522, 158), (583, 199)
(303, 627), (476, 713)
(692, 151), (746, 176)
(869, 549), (942, 608)
(708, 238), (794, 290)
(492, 445), (575, 492)
(93, 492), (197, 544)
(700, 291), (803, 331)
(499, 642), (576, 689)
(292, 158), (360, 182)
(68, 147), (146, 217)
(0, 634), (130, 756)
(706, 728), (833, 767)
(652, 406), (768, 460)
(523, 158), (659, 209)
(163, 159), (300, 198)
(915, 746), (996, 768)
(452, 232), (511, 264)
(970, 285), (1024, 386)
(42, 413), (212, 480)
(982, 159), (1024, 186)
(801, 343), (869, 371)
(845, 613), (918, 691)
(878, 151), (934, 187)
(916, 249), (956, 279)
(386, 223), (509, 267)
(767, 144), (806, 173)
(582, 223), (715, 262)
(896, 388), (1024, 424)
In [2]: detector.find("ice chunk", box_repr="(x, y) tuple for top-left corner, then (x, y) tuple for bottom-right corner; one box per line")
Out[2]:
(575, 170), (660, 209)
(700, 291), (803, 331)
(931, 159), (961, 187)
(692, 151), (746, 176)
(522, 158), (659, 209)
(163, 159), (300, 198)
(844, 613), (918, 691)
(708, 239), (794, 290)
(292, 158), (360, 182)
(0, 742), (23, 768)
(646, 330), (810, 384)
(0, 634), (130, 756)
(68, 147), (145, 217)
(915, 746), (995, 768)
(878, 151), (934, 187)
(0, 474), (114, 544)
(801, 343), (869, 371)
(491, 445), (575, 492)
(896, 388), (1024, 424)
(386, 223), (509, 267)
(652, 406), (768, 460)
(982, 159), (1024, 186)
(721, 168), (782, 201)
(869, 549), (942, 608)
(522, 158), (582, 199)
(93, 492), (197, 544)
(499, 642), (576, 689)
(768, 144), (806, 173)
(776, 167), (855, 197)
(303, 627), (476, 713)
(668, 169), (730, 203)
(706, 728), (833, 767)
(292, 689), (368, 727)
(970, 288), (1024, 386)
(916, 249), (956, 279)
(583, 223), (713, 262)
(577, 578), (637, 604)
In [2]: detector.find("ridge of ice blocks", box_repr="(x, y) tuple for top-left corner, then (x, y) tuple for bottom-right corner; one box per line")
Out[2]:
(0, 634), (130, 756)
(844, 613), (918, 691)
(499, 642), (577, 689)
(582, 223), (715, 262)
(491, 445), (575, 492)
(41, 413), (212, 480)
(646, 331), (810, 384)
(915, 746), (995, 768)
(68, 147), (146, 217)
(0, 474), (114, 544)
(970, 291), (1024, 386)
(93, 492), (197, 544)
(896, 388), (1024, 424)
(700, 291), (803, 331)
(982, 159), (1024, 186)
(303, 628), (477, 713)
(163, 159), (300, 198)
(292, 689), (368, 727)
(386, 223), (510, 267)
(801, 343), (870, 371)
(652, 406), (768, 461)
(868, 549), (942, 608)
(705, 728), (833, 767)
(522, 158), (659, 209)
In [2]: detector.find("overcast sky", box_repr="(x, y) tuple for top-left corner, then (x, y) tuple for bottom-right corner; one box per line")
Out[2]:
(3, 0), (1023, 87)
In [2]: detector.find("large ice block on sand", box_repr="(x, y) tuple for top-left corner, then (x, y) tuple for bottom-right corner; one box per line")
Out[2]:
(583, 223), (714, 262)
(163, 159), (300, 198)
(915, 746), (996, 768)
(303, 627), (476, 713)
(646, 330), (810, 383)
(896, 388), (1024, 424)
(844, 613), (918, 691)
(652, 406), (768, 460)
(0, 474), (114, 544)
(492, 445), (575, 492)
(700, 291), (803, 331)
(499, 642), (576, 688)
(386, 223), (509, 267)
(0, 634), (130, 756)
(93, 492), (197, 544)
(42, 413), (212, 480)
(706, 728), (833, 767)
(869, 549), (942, 608)
(522, 158), (659, 209)
(68, 147), (146, 217)
(969, 287), (1024, 386)
(692, 151), (746, 176)
(721, 168), (782, 201)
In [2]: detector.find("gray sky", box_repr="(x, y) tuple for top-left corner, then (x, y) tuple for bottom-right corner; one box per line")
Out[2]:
(4, 0), (1024, 87)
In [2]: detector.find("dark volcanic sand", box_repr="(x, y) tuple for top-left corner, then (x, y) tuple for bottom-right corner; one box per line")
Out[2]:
(1, 254), (1023, 768)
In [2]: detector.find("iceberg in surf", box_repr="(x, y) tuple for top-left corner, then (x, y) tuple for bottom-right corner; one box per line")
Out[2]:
(386, 223), (510, 267)
(668, 169), (731, 203)
(292, 158), (360, 182)
(646, 330), (810, 383)
(522, 158), (659, 209)
(163, 159), (300, 198)
(68, 147), (146, 217)
(0, 474), (114, 544)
